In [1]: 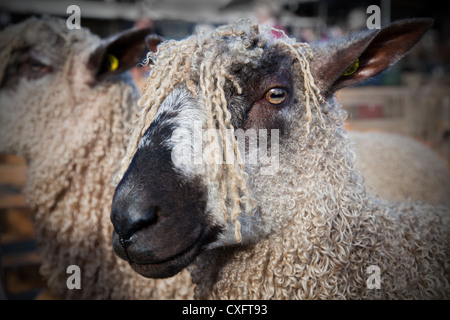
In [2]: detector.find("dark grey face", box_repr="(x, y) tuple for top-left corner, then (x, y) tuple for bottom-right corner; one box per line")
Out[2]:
(111, 45), (297, 279)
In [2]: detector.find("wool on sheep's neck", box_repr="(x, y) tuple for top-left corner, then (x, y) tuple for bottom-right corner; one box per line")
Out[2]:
(116, 20), (325, 242)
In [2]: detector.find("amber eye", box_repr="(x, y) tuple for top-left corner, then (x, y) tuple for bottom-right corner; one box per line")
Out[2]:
(26, 56), (51, 75)
(265, 88), (288, 105)
(29, 59), (45, 72)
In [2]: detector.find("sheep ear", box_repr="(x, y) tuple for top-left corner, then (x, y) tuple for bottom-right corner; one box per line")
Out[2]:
(145, 34), (164, 53)
(89, 27), (153, 81)
(311, 18), (433, 95)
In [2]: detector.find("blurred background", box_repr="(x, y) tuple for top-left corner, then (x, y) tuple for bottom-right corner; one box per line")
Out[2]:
(0, 0), (449, 299)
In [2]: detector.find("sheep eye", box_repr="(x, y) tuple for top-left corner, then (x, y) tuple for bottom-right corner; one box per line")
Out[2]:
(25, 57), (52, 78)
(30, 60), (45, 72)
(265, 88), (288, 105)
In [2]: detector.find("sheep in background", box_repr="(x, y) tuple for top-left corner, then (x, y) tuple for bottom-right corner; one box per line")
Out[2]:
(111, 19), (449, 299)
(349, 131), (450, 204)
(0, 17), (193, 299)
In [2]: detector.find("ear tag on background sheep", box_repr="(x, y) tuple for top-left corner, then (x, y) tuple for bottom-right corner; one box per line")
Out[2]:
(106, 53), (119, 71)
(342, 58), (359, 76)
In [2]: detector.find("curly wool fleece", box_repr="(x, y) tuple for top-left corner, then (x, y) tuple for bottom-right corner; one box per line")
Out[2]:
(159, 21), (450, 299)
(192, 114), (450, 298)
(0, 17), (193, 299)
(191, 101), (450, 299)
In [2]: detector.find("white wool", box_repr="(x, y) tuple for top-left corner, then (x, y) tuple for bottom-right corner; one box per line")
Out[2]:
(349, 131), (450, 204)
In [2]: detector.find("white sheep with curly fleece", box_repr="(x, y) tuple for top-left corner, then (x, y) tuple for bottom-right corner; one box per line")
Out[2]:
(111, 18), (449, 299)
(0, 17), (193, 299)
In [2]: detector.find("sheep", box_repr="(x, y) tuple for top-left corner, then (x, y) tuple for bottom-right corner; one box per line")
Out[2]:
(349, 130), (450, 204)
(0, 17), (193, 299)
(111, 18), (450, 299)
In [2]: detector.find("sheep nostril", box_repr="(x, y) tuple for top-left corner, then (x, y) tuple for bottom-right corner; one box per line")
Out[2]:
(148, 206), (159, 224)
(119, 235), (131, 248)
(114, 206), (160, 245)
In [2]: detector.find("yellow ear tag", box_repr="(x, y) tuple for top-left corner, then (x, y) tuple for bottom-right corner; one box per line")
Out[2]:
(342, 58), (359, 76)
(106, 53), (119, 71)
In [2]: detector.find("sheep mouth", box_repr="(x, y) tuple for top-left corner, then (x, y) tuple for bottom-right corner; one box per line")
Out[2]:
(127, 237), (203, 279)
(112, 224), (221, 279)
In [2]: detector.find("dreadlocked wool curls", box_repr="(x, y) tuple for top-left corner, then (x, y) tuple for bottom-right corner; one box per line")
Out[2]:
(115, 20), (324, 242)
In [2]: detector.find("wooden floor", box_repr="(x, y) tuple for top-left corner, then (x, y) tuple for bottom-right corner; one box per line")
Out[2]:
(0, 154), (47, 300)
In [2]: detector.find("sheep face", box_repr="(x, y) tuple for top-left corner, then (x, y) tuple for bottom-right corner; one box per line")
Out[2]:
(111, 40), (296, 278)
(0, 17), (151, 159)
(0, 19), (74, 156)
(111, 19), (432, 279)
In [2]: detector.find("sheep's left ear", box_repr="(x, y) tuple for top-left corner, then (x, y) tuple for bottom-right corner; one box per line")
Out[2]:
(88, 27), (152, 81)
(145, 34), (164, 53)
(310, 18), (433, 96)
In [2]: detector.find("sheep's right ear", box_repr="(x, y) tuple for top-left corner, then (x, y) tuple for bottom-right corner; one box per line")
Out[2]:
(88, 27), (155, 82)
(310, 18), (433, 96)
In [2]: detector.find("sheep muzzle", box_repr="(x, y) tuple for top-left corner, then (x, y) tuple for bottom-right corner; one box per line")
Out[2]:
(110, 107), (221, 278)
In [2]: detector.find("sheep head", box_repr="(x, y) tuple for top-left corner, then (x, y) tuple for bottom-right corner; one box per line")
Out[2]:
(0, 17), (153, 160)
(111, 19), (432, 279)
